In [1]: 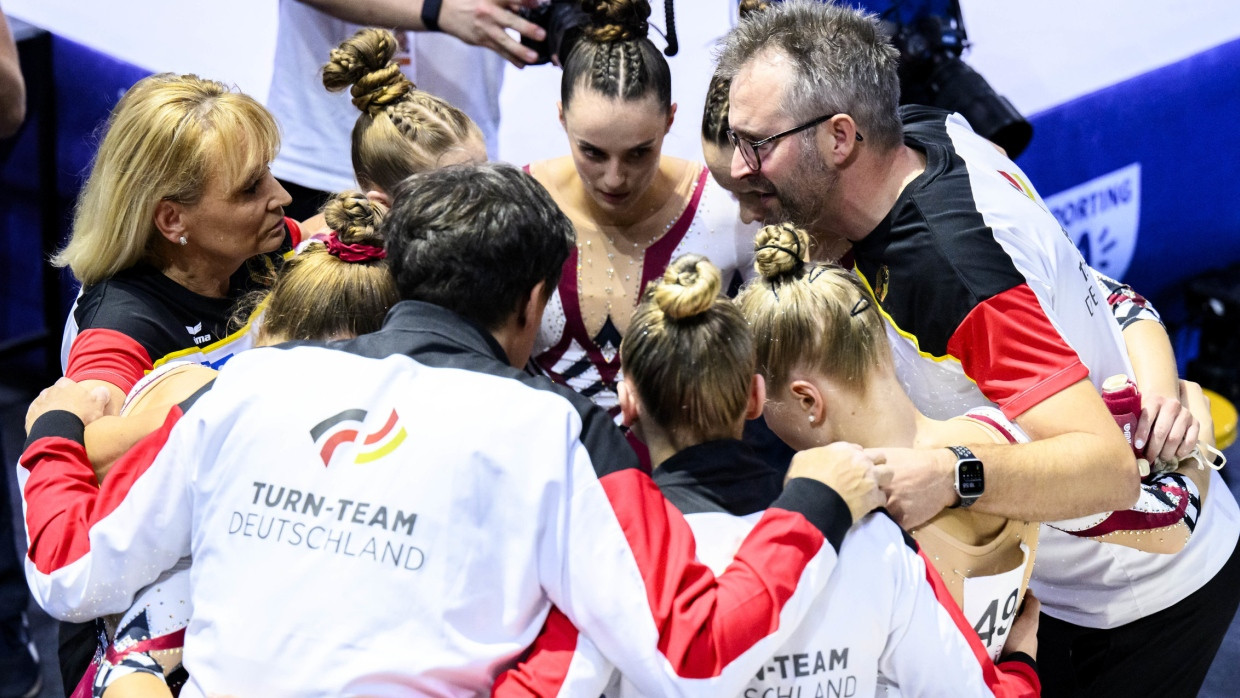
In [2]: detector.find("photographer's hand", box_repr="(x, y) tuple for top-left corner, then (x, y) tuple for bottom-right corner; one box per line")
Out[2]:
(297, 0), (546, 67)
(438, 0), (546, 67)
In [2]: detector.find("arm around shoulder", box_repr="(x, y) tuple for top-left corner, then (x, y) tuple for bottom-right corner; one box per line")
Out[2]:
(975, 379), (1139, 521)
(540, 441), (871, 695)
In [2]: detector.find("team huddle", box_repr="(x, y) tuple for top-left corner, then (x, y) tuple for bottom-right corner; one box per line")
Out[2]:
(17, 1), (1239, 697)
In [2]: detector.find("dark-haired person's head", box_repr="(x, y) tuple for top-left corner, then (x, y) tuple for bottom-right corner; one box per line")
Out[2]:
(700, 0), (777, 225)
(383, 163), (575, 367)
(557, 0), (675, 218)
(701, 71), (773, 225)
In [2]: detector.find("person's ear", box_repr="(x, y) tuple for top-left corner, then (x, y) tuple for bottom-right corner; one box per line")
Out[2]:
(516, 280), (549, 329)
(744, 374), (766, 420)
(666, 102), (678, 133)
(618, 378), (642, 428)
(789, 378), (825, 427)
(153, 199), (187, 245)
(557, 101), (566, 130)
(820, 114), (861, 166)
(365, 189), (391, 207)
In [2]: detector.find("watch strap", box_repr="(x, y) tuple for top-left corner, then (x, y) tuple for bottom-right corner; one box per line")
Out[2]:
(947, 445), (975, 461)
(948, 445), (982, 509)
(421, 0), (444, 32)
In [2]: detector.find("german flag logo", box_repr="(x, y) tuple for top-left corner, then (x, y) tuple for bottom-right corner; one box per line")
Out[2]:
(999, 170), (1036, 201)
(310, 408), (408, 467)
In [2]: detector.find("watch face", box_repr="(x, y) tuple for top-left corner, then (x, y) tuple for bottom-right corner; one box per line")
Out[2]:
(957, 459), (985, 497)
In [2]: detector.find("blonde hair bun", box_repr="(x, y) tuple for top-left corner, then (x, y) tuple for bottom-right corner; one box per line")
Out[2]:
(321, 191), (388, 248)
(653, 254), (722, 321)
(753, 222), (811, 279)
(738, 0), (773, 19)
(583, 0), (652, 42)
(322, 28), (413, 117)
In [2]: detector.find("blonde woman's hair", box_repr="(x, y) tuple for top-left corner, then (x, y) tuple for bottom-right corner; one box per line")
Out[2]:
(323, 28), (484, 194)
(620, 254), (756, 448)
(55, 73), (280, 285)
(736, 223), (888, 396)
(249, 191), (399, 346)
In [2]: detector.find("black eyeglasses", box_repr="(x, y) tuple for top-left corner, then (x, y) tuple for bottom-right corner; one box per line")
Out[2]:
(728, 113), (863, 171)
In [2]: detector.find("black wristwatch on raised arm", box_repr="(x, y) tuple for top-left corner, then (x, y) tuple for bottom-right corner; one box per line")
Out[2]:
(947, 445), (985, 509)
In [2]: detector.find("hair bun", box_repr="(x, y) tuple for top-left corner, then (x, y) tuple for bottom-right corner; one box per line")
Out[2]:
(322, 28), (413, 117)
(653, 254), (722, 321)
(738, 0), (772, 19)
(322, 190), (388, 248)
(583, 0), (651, 42)
(753, 223), (810, 279)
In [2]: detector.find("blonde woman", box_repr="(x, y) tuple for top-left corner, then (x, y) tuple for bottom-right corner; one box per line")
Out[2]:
(57, 74), (301, 413)
(736, 224), (1041, 663)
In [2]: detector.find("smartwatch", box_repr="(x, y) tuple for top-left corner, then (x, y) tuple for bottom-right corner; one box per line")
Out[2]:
(947, 445), (984, 509)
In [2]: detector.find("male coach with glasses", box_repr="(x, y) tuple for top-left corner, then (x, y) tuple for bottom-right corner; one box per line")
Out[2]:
(716, 2), (1240, 696)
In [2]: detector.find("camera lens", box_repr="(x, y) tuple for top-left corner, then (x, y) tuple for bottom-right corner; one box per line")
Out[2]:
(927, 58), (1033, 158)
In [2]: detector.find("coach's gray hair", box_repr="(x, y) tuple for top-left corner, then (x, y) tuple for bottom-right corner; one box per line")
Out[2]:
(715, 0), (903, 151)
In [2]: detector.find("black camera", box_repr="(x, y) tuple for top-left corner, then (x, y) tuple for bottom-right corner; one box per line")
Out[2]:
(889, 5), (1033, 158)
(519, 1), (591, 65)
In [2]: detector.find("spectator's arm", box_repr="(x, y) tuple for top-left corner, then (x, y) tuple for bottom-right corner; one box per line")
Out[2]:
(294, 0), (545, 67)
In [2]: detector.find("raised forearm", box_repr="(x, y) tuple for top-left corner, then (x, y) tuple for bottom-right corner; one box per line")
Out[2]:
(967, 428), (1138, 521)
(1123, 320), (1179, 401)
(296, 0), (428, 30)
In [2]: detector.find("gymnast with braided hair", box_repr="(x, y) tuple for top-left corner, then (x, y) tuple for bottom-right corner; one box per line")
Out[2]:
(60, 191), (397, 698)
(299, 27), (488, 237)
(527, 0), (757, 425)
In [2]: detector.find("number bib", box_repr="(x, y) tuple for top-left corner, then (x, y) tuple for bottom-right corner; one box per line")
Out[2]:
(963, 543), (1030, 661)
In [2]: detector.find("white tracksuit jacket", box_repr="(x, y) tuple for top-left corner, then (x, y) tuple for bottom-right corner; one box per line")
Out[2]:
(21, 301), (855, 697)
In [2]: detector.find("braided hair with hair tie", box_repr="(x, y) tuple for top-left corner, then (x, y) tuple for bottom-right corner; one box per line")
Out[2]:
(753, 222), (810, 279)
(582, 0), (651, 42)
(561, 0), (671, 111)
(321, 28), (484, 195)
(322, 28), (414, 117)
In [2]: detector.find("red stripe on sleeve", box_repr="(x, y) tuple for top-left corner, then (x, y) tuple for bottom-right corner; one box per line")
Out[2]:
(915, 547), (1041, 698)
(598, 469), (825, 679)
(22, 406), (185, 575)
(492, 607), (579, 697)
(946, 283), (1089, 419)
(285, 216), (302, 248)
(65, 328), (154, 394)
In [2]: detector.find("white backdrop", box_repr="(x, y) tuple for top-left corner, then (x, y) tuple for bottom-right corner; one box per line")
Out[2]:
(6, 0), (1240, 164)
